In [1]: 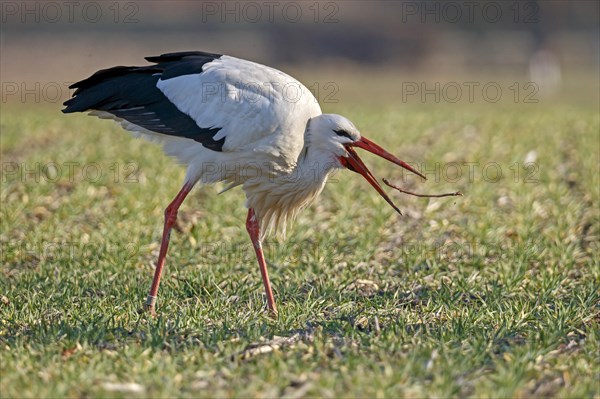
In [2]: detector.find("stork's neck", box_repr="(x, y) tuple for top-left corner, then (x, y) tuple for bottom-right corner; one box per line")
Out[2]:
(243, 140), (338, 237)
(293, 140), (339, 185)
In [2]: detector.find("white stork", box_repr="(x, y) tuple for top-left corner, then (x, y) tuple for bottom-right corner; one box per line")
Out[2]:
(63, 51), (427, 316)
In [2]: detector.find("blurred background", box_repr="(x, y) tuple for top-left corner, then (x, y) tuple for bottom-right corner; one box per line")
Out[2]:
(1, 0), (598, 107)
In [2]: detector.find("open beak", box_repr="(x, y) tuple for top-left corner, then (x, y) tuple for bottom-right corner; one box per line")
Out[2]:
(339, 136), (426, 215)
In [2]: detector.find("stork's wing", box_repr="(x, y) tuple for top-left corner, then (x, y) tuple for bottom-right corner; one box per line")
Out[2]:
(63, 51), (321, 155)
(63, 52), (225, 151)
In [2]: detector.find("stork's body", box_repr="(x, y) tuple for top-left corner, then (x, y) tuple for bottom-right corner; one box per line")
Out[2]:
(63, 51), (425, 316)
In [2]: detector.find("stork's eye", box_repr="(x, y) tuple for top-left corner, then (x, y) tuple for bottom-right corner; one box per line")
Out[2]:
(334, 129), (353, 139)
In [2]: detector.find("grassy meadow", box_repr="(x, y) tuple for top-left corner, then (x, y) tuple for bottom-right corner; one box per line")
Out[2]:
(1, 93), (599, 397)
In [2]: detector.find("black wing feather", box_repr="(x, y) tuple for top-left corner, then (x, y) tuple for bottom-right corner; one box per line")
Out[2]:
(62, 51), (225, 151)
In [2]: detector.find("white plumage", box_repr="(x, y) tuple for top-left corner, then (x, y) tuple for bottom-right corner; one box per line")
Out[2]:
(63, 51), (425, 316)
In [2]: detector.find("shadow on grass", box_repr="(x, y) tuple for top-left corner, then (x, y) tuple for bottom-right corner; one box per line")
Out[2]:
(4, 274), (592, 362)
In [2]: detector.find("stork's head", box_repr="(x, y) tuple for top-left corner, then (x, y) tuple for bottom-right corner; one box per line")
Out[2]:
(308, 114), (426, 214)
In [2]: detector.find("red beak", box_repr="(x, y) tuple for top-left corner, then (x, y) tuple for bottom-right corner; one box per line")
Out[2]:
(339, 136), (426, 215)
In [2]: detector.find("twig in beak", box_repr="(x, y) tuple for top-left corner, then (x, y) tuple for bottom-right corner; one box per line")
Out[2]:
(382, 178), (462, 198)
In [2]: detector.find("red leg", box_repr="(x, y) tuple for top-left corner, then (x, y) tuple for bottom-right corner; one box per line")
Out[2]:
(246, 208), (278, 317)
(144, 182), (194, 314)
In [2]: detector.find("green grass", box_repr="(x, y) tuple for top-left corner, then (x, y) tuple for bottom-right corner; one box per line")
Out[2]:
(1, 100), (598, 398)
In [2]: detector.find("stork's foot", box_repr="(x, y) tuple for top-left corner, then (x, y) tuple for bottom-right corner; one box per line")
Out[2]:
(143, 295), (158, 317)
(267, 310), (278, 320)
(142, 305), (157, 317)
(267, 304), (278, 319)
